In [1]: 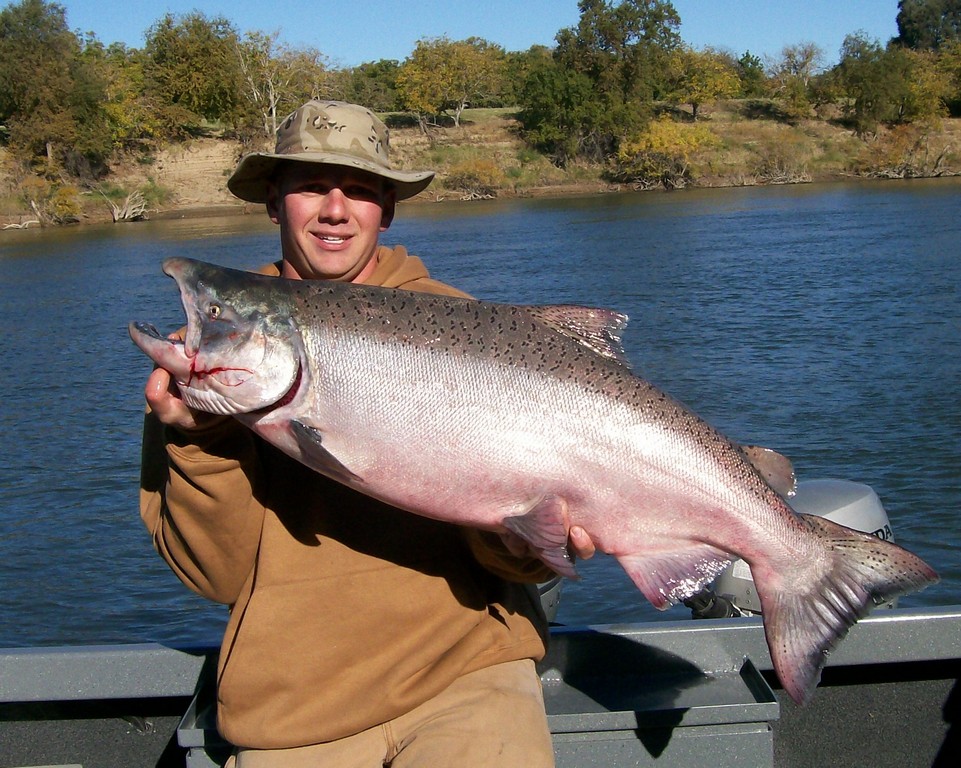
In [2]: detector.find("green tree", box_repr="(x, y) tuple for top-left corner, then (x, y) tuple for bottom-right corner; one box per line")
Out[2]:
(937, 38), (961, 112)
(668, 46), (741, 120)
(500, 46), (552, 107)
(80, 39), (159, 151)
(736, 51), (768, 97)
(142, 11), (244, 138)
(0, 0), (112, 176)
(833, 34), (947, 134)
(332, 59), (402, 113)
(519, 0), (680, 163)
(895, 0), (961, 50)
(834, 34), (904, 134)
(518, 52), (598, 163)
(397, 36), (506, 128)
(554, 0), (680, 103)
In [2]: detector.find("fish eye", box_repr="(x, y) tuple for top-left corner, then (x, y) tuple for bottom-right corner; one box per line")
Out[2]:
(207, 303), (222, 319)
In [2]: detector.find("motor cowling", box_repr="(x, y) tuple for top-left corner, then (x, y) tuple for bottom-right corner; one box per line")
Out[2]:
(690, 479), (898, 618)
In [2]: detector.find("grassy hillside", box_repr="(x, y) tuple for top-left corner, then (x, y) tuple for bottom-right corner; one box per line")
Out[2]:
(1, 104), (959, 227)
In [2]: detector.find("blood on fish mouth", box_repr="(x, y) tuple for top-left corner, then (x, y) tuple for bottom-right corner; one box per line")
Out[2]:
(185, 361), (255, 388)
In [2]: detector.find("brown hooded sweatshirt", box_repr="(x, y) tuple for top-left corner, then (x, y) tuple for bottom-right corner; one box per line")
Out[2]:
(140, 244), (553, 749)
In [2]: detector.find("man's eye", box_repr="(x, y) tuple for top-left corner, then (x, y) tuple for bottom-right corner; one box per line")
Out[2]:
(345, 185), (379, 200)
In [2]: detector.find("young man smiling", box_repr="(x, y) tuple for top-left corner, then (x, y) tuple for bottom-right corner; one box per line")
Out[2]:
(140, 100), (593, 767)
(267, 161), (395, 283)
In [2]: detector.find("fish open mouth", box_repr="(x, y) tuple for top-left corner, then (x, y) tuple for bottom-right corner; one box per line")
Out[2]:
(130, 320), (303, 415)
(128, 321), (191, 379)
(132, 321), (168, 342)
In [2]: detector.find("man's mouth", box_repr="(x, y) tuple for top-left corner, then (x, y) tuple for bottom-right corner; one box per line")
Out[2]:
(316, 234), (348, 245)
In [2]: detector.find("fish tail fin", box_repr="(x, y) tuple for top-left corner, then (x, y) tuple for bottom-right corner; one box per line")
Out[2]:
(758, 514), (938, 705)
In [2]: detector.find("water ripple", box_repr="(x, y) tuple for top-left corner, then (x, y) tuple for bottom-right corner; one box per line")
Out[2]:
(2, 180), (959, 644)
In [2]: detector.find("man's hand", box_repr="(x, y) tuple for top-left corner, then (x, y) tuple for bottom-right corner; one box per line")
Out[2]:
(568, 525), (596, 560)
(144, 366), (214, 431)
(498, 499), (597, 563)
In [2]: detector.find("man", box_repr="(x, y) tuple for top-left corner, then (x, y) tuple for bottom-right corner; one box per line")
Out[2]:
(141, 100), (593, 767)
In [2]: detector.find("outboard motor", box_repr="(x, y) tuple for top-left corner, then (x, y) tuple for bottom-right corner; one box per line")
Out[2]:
(538, 575), (564, 623)
(687, 479), (898, 619)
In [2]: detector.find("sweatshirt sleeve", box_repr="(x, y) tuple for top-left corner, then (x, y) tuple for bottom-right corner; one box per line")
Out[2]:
(462, 529), (558, 583)
(140, 410), (267, 605)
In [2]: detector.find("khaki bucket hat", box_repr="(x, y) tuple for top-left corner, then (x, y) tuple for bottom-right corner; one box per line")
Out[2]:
(227, 100), (434, 203)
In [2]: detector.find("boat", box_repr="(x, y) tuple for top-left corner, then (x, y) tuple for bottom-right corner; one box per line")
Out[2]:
(2, 481), (958, 767)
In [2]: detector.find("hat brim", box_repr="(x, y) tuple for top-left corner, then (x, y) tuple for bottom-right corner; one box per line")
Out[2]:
(227, 152), (435, 204)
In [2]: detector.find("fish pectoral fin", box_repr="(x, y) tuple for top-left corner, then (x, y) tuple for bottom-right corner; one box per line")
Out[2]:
(616, 545), (732, 610)
(741, 444), (797, 497)
(502, 495), (579, 580)
(290, 420), (362, 486)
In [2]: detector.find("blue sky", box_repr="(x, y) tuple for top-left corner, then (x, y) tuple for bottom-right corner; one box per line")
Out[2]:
(60, 0), (900, 68)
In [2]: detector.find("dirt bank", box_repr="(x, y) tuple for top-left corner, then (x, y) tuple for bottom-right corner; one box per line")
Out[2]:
(2, 106), (959, 229)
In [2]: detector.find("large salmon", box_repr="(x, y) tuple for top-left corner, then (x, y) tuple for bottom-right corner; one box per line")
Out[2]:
(130, 258), (938, 704)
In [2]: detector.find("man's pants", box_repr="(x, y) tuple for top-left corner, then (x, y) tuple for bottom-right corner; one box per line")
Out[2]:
(229, 658), (555, 767)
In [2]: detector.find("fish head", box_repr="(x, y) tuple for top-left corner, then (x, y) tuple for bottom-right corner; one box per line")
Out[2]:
(129, 258), (303, 416)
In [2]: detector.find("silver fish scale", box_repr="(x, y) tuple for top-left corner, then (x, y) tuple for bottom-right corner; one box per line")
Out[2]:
(283, 277), (784, 512)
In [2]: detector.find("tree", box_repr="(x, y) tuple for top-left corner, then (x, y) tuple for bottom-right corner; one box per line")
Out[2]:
(142, 12), (244, 137)
(0, 0), (112, 176)
(237, 30), (328, 138)
(397, 36), (506, 128)
(895, 0), (961, 50)
(80, 39), (159, 151)
(668, 46), (741, 120)
(332, 59), (403, 113)
(834, 34), (910, 134)
(938, 38), (961, 112)
(554, 0), (681, 103)
(833, 34), (948, 134)
(518, 52), (599, 163)
(736, 51), (768, 97)
(767, 42), (824, 119)
(518, 0), (681, 163)
(500, 47), (552, 107)
(899, 47), (952, 121)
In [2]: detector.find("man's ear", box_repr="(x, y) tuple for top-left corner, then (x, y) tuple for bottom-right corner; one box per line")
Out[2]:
(380, 188), (397, 231)
(266, 182), (282, 225)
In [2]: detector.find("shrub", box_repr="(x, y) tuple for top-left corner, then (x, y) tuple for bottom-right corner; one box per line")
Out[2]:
(19, 177), (82, 225)
(609, 116), (721, 189)
(442, 158), (505, 199)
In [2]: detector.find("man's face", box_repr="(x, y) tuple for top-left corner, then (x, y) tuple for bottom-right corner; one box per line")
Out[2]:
(267, 163), (396, 283)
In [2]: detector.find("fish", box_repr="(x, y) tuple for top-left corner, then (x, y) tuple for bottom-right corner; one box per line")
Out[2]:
(130, 257), (938, 705)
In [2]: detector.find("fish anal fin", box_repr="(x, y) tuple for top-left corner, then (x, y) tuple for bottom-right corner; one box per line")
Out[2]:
(502, 495), (579, 580)
(524, 305), (631, 365)
(290, 420), (362, 486)
(616, 546), (733, 610)
(741, 444), (797, 497)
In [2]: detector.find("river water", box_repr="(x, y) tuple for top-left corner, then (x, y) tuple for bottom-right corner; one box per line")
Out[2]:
(1, 179), (958, 647)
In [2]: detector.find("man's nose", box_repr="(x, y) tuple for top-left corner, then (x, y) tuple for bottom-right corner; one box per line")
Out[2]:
(318, 187), (348, 220)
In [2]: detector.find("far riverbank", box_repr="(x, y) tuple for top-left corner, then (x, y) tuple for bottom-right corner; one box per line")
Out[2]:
(2, 104), (959, 230)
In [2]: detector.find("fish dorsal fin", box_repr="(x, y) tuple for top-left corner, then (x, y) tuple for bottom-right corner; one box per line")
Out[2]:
(741, 445), (797, 497)
(524, 305), (631, 365)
